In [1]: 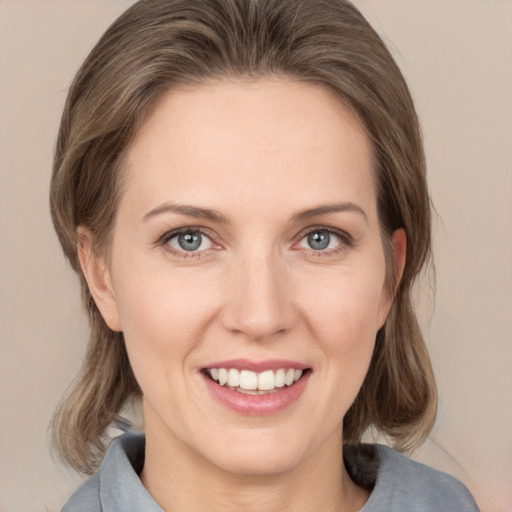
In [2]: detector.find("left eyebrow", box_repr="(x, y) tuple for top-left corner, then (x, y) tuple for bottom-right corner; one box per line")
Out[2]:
(291, 202), (368, 224)
(142, 202), (229, 224)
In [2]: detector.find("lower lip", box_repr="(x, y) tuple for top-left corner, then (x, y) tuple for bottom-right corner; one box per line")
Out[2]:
(202, 372), (310, 416)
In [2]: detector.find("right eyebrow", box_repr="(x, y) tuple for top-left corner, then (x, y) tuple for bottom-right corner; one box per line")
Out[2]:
(291, 202), (368, 225)
(142, 202), (229, 224)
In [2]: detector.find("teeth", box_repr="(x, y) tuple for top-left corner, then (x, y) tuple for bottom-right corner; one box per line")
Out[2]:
(218, 368), (228, 386)
(284, 369), (295, 386)
(240, 370), (258, 390)
(227, 368), (240, 387)
(207, 367), (305, 392)
(274, 368), (285, 388)
(258, 370), (274, 391)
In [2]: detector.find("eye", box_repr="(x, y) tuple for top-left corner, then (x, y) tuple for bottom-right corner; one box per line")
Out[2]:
(166, 230), (213, 252)
(298, 229), (345, 251)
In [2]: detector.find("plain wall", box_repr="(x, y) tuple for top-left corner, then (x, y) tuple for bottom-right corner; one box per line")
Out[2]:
(0, 1), (511, 511)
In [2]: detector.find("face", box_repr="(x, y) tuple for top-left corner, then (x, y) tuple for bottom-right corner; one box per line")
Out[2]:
(84, 78), (401, 476)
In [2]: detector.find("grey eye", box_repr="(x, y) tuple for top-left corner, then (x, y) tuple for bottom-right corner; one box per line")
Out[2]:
(307, 231), (331, 250)
(168, 231), (212, 252)
(178, 232), (202, 251)
(298, 230), (342, 251)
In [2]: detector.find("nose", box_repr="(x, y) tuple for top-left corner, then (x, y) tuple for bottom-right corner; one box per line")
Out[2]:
(220, 250), (297, 341)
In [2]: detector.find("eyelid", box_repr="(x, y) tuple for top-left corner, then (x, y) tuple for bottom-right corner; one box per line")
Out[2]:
(159, 226), (212, 244)
(155, 224), (354, 259)
(293, 225), (355, 252)
(157, 226), (221, 257)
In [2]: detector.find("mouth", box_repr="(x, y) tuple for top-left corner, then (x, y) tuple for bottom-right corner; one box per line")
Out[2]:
(200, 359), (311, 415)
(203, 367), (308, 395)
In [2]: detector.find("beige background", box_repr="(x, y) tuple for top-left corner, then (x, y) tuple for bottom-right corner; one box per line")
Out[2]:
(0, 1), (511, 511)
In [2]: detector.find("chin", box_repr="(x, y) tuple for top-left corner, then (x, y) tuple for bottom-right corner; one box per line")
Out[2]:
(198, 430), (313, 477)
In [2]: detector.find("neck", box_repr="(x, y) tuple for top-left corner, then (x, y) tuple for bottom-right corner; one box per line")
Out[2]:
(140, 416), (368, 512)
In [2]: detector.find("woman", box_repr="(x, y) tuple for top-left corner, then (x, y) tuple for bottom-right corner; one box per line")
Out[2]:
(50, 0), (479, 510)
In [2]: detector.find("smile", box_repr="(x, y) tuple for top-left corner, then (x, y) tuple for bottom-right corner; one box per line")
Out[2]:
(201, 359), (311, 415)
(206, 368), (304, 394)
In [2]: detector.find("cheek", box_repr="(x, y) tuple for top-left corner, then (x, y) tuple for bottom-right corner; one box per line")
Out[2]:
(299, 267), (385, 392)
(301, 267), (386, 342)
(110, 262), (221, 388)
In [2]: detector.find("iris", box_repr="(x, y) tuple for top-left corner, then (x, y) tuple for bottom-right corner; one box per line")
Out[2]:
(307, 231), (331, 250)
(177, 232), (202, 251)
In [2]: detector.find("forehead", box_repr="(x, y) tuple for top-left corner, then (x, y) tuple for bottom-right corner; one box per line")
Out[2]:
(122, 78), (376, 220)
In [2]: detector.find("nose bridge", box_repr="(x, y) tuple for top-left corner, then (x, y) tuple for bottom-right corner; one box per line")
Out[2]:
(222, 244), (294, 340)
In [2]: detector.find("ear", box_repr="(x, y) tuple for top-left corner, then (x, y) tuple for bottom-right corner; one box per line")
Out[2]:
(77, 227), (122, 332)
(391, 228), (407, 287)
(377, 228), (407, 329)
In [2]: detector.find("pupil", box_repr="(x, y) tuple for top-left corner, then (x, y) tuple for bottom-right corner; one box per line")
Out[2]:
(308, 231), (330, 250)
(178, 232), (202, 251)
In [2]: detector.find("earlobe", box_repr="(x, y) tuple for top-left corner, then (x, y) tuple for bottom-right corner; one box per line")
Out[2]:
(77, 227), (122, 332)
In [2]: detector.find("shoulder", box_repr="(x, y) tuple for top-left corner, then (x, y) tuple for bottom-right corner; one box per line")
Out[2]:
(61, 432), (150, 512)
(362, 444), (480, 512)
(61, 473), (101, 512)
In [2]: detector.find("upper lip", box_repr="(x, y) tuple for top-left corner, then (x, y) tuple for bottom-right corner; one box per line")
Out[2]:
(202, 359), (309, 372)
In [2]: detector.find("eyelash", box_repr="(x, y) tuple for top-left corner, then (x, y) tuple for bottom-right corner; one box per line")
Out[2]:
(294, 226), (355, 256)
(157, 225), (355, 259)
(158, 227), (218, 259)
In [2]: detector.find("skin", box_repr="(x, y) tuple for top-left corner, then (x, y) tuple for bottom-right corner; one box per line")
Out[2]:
(79, 78), (406, 512)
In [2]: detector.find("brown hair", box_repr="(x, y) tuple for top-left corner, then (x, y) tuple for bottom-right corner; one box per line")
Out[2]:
(50, 0), (436, 474)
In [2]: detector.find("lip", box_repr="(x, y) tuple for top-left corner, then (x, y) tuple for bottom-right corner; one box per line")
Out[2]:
(201, 361), (311, 416)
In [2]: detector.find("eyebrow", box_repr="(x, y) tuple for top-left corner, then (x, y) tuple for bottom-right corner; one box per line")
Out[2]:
(143, 202), (229, 224)
(291, 202), (368, 224)
(143, 201), (367, 225)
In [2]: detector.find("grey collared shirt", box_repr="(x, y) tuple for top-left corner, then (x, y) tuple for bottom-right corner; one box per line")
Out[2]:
(62, 432), (479, 511)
